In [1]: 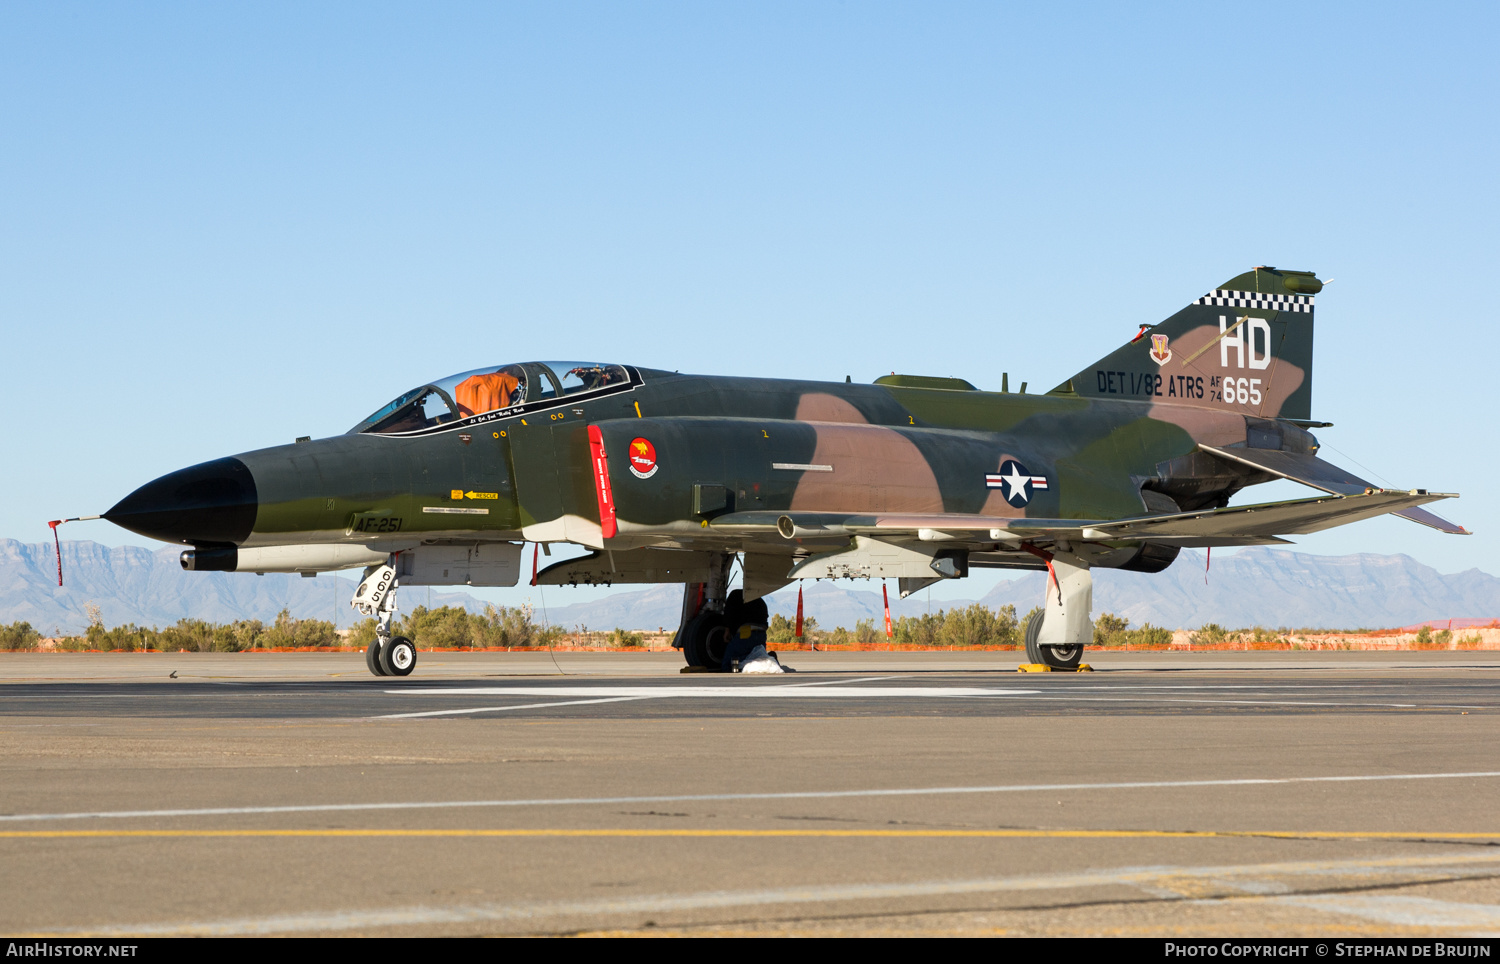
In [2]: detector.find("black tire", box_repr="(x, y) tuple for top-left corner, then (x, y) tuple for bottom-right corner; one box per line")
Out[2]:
(679, 612), (723, 668)
(366, 637), (388, 677)
(379, 635), (417, 677)
(702, 621), (734, 668)
(1024, 610), (1045, 665)
(1023, 610), (1083, 669)
(1042, 642), (1083, 669)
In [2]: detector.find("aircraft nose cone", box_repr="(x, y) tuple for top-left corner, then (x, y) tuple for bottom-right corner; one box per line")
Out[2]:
(104, 457), (258, 546)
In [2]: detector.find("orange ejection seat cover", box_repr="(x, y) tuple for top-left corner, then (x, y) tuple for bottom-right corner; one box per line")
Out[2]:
(455, 372), (521, 416)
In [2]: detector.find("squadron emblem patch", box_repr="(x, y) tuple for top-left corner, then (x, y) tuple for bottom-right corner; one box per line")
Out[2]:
(628, 437), (659, 479)
(985, 460), (1050, 508)
(1149, 333), (1173, 366)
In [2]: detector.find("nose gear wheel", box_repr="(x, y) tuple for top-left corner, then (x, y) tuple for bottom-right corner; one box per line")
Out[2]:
(379, 636), (417, 677)
(366, 638), (388, 677)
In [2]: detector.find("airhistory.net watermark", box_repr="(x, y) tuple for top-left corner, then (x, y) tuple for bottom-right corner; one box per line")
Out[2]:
(5, 946), (138, 958)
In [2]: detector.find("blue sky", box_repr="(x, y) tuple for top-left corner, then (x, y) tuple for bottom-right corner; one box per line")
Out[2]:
(3, 2), (1497, 605)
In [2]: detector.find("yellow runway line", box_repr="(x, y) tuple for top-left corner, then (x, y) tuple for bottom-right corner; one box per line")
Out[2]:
(2, 828), (1500, 840)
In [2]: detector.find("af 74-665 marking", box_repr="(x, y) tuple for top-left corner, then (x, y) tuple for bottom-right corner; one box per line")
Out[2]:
(85, 267), (1466, 676)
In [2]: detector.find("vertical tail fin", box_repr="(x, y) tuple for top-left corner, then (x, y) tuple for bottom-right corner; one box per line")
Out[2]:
(1055, 267), (1322, 421)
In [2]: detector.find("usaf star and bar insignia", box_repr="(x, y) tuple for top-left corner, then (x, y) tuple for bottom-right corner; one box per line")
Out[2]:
(985, 460), (1050, 508)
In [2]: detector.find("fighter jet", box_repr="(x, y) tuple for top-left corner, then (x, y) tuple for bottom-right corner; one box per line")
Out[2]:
(92, 267), (1465, 676)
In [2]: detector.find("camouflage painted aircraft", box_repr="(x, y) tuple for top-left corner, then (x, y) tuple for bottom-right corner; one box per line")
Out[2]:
(94, 267), (1466, 676)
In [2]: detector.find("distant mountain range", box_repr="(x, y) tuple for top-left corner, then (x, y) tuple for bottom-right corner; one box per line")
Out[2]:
(0, 539), (483, 635)
(3, 539), (1496, 634)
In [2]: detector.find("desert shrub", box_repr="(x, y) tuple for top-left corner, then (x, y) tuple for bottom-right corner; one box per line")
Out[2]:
(892, 611), (939, 646)
(839, 604), (1021, 647)
(938, 603), (1018, 647)
(226, 620), (267, 650)
(1094, 613), (1130, 646)
(388, 603), (562, 649)
(820, 626), (853, 646)
(400, 605), (479, 648)
(155, 618), (245, 652)
(85, 623), (153, 651)
(1410, 625), (1454, 650)
(768, 614), (818, 643)
(608, 628), (644, 648)
(476, 603), (564, 648)
(349, 618), (379, 649)
(1091, 614), (1173, 648)
(1190, 623), (1228, 646)
(0, 622), (41, 651)
(1131, 624), (1173, 647)
(257, 610), (339, 648)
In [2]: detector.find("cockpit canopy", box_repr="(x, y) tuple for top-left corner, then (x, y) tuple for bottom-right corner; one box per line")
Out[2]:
(352, 361), (631, 435)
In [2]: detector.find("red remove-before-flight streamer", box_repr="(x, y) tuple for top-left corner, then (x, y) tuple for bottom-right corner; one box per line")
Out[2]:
(45, 516), (100, 587)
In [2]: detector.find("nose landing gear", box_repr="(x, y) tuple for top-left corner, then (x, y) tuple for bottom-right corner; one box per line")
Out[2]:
(378, 636), (417, 676)
(353, 560), (416, 677)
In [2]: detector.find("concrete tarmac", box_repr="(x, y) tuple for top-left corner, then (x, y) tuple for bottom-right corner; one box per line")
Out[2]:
(3, 650), (1500, 937)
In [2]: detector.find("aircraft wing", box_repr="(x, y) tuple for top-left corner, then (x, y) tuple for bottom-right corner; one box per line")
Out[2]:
(709, 488), (1456, 548)
(1199, 444), (1469, 534)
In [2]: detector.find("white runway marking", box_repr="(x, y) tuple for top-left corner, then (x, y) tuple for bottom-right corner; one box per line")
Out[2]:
(377, 680), (1486, 713)
(1053, 696), (1426, 709)
(1262, 894), (1500, 931)
(5, 770), (1500, 824)
(376, 696), (651, 720)
(373, 676), (934, 717)
(46, 852), (1500, 936)
(387, 685), (1040, 698)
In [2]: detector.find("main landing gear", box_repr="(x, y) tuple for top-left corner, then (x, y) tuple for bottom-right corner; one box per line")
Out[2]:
(1023, 548), (1092, 671)
(674, 552), (741, 669)
(672, 552), (784, 673)
(353, 559), (417, 678)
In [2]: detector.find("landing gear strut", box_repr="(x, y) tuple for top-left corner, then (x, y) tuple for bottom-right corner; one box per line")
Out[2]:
(353, 558), (417, 678)
(1024, 548), (1092, 670)
(674, 553), (735, 668)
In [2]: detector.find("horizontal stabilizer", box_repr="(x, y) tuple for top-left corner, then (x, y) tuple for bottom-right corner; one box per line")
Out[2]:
(1200, 444), (1469, 534)
(1079, 489), (1454, 541)
(1388, 505), (1470, 534)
